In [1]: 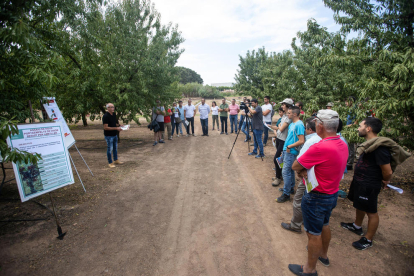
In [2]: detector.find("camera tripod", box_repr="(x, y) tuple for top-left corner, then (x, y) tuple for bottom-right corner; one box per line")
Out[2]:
(228, 114), (264, 161)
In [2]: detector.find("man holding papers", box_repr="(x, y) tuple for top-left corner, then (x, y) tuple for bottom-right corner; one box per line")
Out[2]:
(288, 109), (348, 276)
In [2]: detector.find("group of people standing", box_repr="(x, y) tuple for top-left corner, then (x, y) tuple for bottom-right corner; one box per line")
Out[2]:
(101, 96), (410, 276)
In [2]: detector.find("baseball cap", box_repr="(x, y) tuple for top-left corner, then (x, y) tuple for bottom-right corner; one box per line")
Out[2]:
(326, 102), (334, 107)
(316, 109), (339, 121)
(279, 98), (294, 105)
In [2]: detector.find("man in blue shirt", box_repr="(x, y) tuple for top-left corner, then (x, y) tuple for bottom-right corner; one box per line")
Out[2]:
(277, 105), (305, 203)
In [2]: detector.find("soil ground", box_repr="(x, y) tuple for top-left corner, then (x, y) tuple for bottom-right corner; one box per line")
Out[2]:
(1, 99), (413, 276)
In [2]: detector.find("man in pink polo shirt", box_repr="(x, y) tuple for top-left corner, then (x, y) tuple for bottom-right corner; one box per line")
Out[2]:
(229, 99), (240, 134)
(288, 109), (348, 276)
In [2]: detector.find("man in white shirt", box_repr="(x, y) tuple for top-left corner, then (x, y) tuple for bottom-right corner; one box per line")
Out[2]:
(198, 98), (210, 136)
(262, 96), (273, 146)
(184, 99), (197, 137)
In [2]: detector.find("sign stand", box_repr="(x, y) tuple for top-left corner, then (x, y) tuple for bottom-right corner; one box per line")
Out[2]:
(74, 144), (94, 177)
(69, 154), (86, 192)
(49, 192), (66, 240)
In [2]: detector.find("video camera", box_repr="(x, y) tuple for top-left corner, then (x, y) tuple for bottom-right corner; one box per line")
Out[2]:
(240, 102), (250, 114)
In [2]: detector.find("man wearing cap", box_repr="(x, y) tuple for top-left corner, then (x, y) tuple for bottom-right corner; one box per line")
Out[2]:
(198, 98), (210, 136)
(326, 102), (334, 109)
(276, 105), (305, 203)
(288, 109), (348, 276)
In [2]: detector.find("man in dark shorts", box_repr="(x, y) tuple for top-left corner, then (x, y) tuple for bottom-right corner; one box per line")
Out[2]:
(341, 117), (392, 250)
(103, 103), (123, 168)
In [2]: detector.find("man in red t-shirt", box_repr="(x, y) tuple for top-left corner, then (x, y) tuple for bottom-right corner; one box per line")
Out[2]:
(163, 107), (172, 140)
(288, 109), (348, 276)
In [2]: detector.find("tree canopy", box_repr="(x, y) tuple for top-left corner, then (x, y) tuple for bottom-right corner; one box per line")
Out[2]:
(234, 0), (414, 149)
(176, 66), (203, 84)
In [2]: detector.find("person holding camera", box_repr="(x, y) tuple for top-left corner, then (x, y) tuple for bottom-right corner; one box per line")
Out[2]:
(241, 99), (251, 142)
(247, 99), (265, 158)
(276, 105), (305, 203)
(218, 98), (229, 135)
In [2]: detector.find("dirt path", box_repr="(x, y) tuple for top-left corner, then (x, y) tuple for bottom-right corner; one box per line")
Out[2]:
(1, 104), (413, 275)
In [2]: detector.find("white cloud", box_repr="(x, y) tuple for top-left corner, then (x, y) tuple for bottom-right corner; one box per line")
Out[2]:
(151, 0), (338, 84)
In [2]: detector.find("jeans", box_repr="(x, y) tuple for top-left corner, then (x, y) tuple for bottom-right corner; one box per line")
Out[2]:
(302, 191), (338, 235)
(105, 135), (118, 164)
(252, 129), (264, 155)
(220, 116), (228, 133)
(200, 118), (208, 135)
(177, 121), (184, 134)
(238, 114), (245, 130)
(282, 151), (296, 196)
(212, 115), (219, 129)
(241, 120), (251, 140)
(186, 117), (194, 134)
(274, 138), (285, 179)
(290, 181), (306, 230)
(263, 121), (272, 145)
(230, 114), (238, 133)
(172, 121), (179, 136)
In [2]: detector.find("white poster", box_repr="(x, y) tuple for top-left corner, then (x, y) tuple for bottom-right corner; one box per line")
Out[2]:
(7, 122), (75, 202)
(43, 97), (75, 148)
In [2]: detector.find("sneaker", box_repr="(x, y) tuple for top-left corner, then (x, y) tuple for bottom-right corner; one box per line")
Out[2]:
(177, 135), (180, 137)
(186, 134), (189, 137)
(273, 167), (276, 171)
(201, 134), (206, 136)
(206, 134), (209, 136)
(153, 141), (158, 146)
(263, 143), (267, 147)
(255, 155), (264, 158)
(226, 133), (228, 135)
(108, 163), (116, 168)
(230, 131), (234, 134)
(250, 143), (254, 146)
(340, 222), (364, 236)
(276, 193), (290, 203)
(352, 237), (373, 250)
(220, 132), (224, 135)
(272, 178), (281, 186)
(192, 134), (196, 137)
(305, 246), (330, 267)
(114, 160), (124, 164)
(168, 138), (172, 140)
(288, 264), (318, 276)
(248, 152), (257, 156)
(159, 140), (165, 143)
(244, 139), (248, 142)
(281, 222), (301, 234)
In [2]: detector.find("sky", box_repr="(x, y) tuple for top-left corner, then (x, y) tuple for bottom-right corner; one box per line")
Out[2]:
(152, 0), (344, 85)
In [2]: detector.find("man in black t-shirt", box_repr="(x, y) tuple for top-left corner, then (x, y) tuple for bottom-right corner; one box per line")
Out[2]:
(341, 118), (392, 251)
(103, 103), (123, 168)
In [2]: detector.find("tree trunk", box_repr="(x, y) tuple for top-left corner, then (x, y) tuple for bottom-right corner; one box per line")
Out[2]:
(82, 113), (88, 126)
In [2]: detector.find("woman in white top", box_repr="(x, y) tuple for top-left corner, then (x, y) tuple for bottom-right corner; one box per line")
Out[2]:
(211, 101), (220, 131)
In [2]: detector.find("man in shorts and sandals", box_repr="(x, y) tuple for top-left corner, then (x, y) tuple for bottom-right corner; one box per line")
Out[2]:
(288, 109), (348, 276)
(341, 117), (410, 250)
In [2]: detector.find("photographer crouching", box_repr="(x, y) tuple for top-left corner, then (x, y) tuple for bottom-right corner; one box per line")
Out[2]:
(246, 99), (265, 158)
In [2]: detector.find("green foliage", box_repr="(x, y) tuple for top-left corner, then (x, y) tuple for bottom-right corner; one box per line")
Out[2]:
(177, 66), (203, 84)
(235, 1), (414, 149)
(177, 82), (222, 99)
(0, 117), (41, 164)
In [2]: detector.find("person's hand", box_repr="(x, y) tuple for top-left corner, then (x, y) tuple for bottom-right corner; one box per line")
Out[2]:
(297, 169), (307, 179)
(117, 127), (123, 131)
(382, 180), (390, 189)
(286, 147), (291, 153)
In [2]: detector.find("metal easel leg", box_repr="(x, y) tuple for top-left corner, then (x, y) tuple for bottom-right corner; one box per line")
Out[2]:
(69, 153), (86, 192)
(74, 143), (94, 176)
